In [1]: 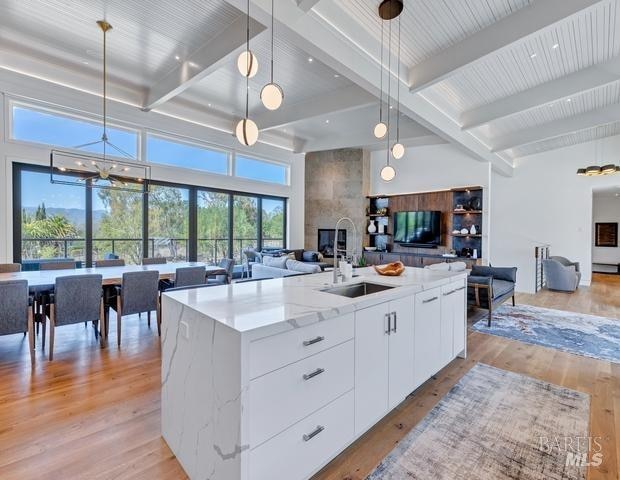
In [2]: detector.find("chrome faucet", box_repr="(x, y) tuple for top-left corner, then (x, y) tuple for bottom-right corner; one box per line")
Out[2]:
(333, 217), (358, 283)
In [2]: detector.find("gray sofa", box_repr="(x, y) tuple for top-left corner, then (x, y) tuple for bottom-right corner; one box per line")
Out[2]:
(543, 256), (581, 292)
(252, 257), (322, 279)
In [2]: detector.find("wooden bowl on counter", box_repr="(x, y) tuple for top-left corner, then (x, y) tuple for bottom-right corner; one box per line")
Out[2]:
(373, 261), (405, 276)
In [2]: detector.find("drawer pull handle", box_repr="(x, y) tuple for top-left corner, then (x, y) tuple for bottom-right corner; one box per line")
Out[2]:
(454, 286), (466, 291)
(303, 368), (325, 381)
(443, 290), (456, 296)
(303, 335), (325, 347)
(423, 296), (439, 304)
(303, 425), (325, 442)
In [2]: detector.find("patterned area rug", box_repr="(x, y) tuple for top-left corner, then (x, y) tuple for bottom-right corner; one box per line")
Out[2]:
(472, 304), (620, 363)
(367, 364), (590, 480)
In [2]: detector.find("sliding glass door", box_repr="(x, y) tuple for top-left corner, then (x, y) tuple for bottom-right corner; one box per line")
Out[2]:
(148, 184), (190, 261)
(233, 195), (259, 262)
(197, 191), (229, 263)
(261, 198), (285, 249)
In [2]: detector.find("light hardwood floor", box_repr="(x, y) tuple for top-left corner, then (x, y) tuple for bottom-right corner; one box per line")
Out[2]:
(0, 274), (618, 479)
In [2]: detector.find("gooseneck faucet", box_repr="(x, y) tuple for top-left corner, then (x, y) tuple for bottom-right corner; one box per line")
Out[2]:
(333, 217), (358, 283)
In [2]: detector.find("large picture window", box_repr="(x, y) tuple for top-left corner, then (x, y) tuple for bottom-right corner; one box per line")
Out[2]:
(146, 134), (229, 175)
(197, 191), (229, 263)
(235, 155), (288, 185)
(148, 185), (190, 261)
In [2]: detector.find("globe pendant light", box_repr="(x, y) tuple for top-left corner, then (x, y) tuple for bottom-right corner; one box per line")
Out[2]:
(380, 17), (395, 181)
(260, 0), (283, 110)
(236, 0), (258, 146)
(237, 0), (258, 78)
(373, 18), (387, 139)
(391, 17), (405, 160)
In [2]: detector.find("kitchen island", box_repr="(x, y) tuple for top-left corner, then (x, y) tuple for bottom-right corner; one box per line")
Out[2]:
(161, 266), (467, 480)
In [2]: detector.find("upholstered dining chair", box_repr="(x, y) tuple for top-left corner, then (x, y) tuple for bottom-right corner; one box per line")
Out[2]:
(40, 261), (76, 271)
(94, 259), (126, 267)
(48, 274), (104, 360)
(111, 270), (160, 345)
(142, 257), (167, 265)
(207, 259), (235, 286)
(173, 266), (207, 289)
(0, 263), (21, 273)
(0, 280), (34, 366)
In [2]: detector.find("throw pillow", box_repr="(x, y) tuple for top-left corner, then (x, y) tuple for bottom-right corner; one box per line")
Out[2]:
(262, 255), (288, 269)
(302, 251), (319, 262)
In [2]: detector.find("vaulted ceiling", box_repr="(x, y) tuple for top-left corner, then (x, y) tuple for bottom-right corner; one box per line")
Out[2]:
(1, 0), (619, 175)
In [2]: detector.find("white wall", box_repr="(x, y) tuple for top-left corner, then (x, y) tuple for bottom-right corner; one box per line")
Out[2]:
(0, 69), (305, 262)
(592, 194), (620, 266)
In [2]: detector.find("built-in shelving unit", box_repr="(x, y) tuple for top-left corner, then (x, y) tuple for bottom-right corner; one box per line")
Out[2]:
(451, 187), (483, 259)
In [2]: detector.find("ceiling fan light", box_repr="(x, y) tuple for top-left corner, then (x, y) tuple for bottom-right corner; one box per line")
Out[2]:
(380, 164), (396, 181)
(391, 143), (405, 159)
(601, 164), (617, 175)
(260, 83), (284, 110)
(585, 165), (601, 176)
(236, 118), (259, 146)
(237, 50), (258, 78)
(373, 122), (388, 139)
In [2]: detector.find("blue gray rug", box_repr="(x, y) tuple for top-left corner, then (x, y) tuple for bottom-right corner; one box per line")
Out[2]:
(367, 363), (589, 480)
(472, 304), (620, 364)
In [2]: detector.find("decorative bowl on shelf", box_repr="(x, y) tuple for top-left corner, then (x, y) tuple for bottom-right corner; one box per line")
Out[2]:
(374, 261), (405, 276)
(364, 246), (377, 251)
(460, 228), (469, 234)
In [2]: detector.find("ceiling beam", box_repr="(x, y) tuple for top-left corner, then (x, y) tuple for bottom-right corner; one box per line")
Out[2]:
(490, 103), (620, 151)
(298, 132), (445, 154)
(461, 55), (620, 130)
(296, 0), (322, 12)
(143, 15), (266, 111)
(408, 0), (602, 93)
(256, 85), (375, 131)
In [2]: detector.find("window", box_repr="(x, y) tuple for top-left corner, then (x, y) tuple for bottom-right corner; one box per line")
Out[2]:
(12, 104), (138, 157)
(235, 155), (288, 185)
(148, 185), (190, 261)
(262, 198), (285, 249)
(233, 195), (259, 262)
(147, 134), (229, 174)
(19, 170), (86, 266)
(197, 191), (229, 263)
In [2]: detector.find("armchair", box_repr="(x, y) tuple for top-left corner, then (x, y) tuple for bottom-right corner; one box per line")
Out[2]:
(543, 258), (581, 292)
(467, 265), (518, 327)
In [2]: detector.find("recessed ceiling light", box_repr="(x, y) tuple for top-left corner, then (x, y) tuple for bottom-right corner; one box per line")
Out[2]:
(82, 60), (89, 65)
(188, 61), (199, 68)
(530, 52), (537, 58)
(334, 74), (340, 78)
(208, 103), (212, 107)
(174, 55), (181, 61)
(566, 98), (572, 102)
(389, 105), (394, 109)
(552, 43), (559, 49)
(325, 119), (330, 124)
(308, 57), (313, 63)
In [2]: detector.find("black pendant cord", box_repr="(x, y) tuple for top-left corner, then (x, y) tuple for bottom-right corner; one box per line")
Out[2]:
(245, 0), (250, 118)
(270, 0), (274, 84)
(386, 18), (392, 165)
(396, 16), (401, 143)
(378, 18), (384, 123)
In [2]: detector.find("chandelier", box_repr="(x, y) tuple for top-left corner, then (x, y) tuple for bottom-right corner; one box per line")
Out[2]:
(576, 139), (619, 176)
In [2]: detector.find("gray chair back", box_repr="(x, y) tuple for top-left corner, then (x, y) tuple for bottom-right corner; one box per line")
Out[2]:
(543, 259), (579, 291)
(175, 266), (206, 288)
(121, 270), (160, 316)
(54, 275), (103, 326)
(40, 261), (76, 271)
(0, 280), (29, 336)
(0, 263), (21, 273)
(243, 249), (262, 263)
(218, 258), (235, 283)
(142, 257), (167, 265)
(95, 259), (126, 267)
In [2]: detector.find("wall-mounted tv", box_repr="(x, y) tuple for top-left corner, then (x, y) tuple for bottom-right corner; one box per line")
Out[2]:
(394, 211), (441, 247)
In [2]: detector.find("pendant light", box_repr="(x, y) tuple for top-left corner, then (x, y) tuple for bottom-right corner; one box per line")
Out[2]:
(391, 16), (404, 160)
(260, 0), (283, 110)
(237, 0), (258, 78)
(236, 0), (259, 146)
(373, 18), (387, 139)
(380, 18), (395, 181)
(576, 138), (619, 176)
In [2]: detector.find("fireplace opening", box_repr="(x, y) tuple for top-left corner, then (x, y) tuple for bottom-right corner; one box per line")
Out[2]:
(317, 229), (347, 258)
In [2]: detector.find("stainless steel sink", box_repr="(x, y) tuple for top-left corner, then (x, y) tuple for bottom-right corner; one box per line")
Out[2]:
(321, 282), (395, 298)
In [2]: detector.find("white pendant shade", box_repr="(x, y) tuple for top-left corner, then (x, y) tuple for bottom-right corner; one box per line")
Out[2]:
(373, 122), (388, 139)
(236, 118), (259, 146)
(380, 165), (396, 181)
(261, 83), (284, 110)
(237, 50), (258, 78)
(391, 142), (405, 159)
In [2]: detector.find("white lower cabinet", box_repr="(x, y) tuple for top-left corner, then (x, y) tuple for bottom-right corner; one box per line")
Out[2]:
(413, 287), (442, 389)
(354, 296), (415, 434)
(441, 279), (467, 359)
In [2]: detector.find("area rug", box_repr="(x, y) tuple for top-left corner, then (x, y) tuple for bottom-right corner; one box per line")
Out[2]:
(472, 304), (620, 363)
(367, 363), (590, 480)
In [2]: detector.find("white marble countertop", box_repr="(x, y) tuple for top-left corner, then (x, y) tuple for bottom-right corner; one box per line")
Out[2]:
(162, 267), (467, 338)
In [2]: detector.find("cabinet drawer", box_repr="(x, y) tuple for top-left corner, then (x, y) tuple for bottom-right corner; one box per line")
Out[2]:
(249, 390), (354, 480)
(249, 313), (354, 379)
(249, 340), (354, 447)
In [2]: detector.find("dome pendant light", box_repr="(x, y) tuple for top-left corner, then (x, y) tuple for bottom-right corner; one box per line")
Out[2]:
(236, 0), (259, 146)
(373, 18), (387, 139)
(380, 17), (396, 181)
(261, 0), (283, 110)
(237, 0), (258, 78)
(391, 16), (404, 160)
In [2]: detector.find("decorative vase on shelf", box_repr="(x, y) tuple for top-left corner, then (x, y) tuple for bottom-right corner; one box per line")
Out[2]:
(367, 220), (377, 234)
(470, 224), (477, 235)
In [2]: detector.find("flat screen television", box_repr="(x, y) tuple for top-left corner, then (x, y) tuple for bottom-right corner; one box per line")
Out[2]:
(393, 211), (441, 247)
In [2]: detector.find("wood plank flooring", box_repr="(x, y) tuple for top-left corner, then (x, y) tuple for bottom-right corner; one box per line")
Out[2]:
(0, 274), (618, 480)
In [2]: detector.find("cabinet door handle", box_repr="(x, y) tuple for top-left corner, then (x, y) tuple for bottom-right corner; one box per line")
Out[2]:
(392, 312), (397, 333)
(303, 335), (325, 347)
(303, 368), (325, 381)
(443, 290), (456, 296)
(422, 296), (439, 304)
(385, 313), (391, 335)
(454, 286), (466, 292)
(303, 425), (325, 442)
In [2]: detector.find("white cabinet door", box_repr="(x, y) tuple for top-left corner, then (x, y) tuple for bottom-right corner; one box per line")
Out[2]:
(413, 287), (441, 389)
(354, 303), (389, 434)
(440, 284), (455, 366)
(451, 281), (467, 357)
(387, 296), (415, 410)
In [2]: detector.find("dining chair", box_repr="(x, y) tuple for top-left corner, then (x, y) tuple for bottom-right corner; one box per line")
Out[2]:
(142, 257), (167, 265)
(48, 274), (104, 360)
(173, 266), (207, 289)
(111, 270), (160, 345)
(0, 280), (34, 366)
(40, 261), (76, 271)
(0, 263), (21, 273)
(94, 259), (126, 267)
(207, 259), (235, 286)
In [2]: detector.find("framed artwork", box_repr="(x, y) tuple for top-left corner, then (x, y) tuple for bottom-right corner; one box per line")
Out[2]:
(595, 222), (618, 247)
